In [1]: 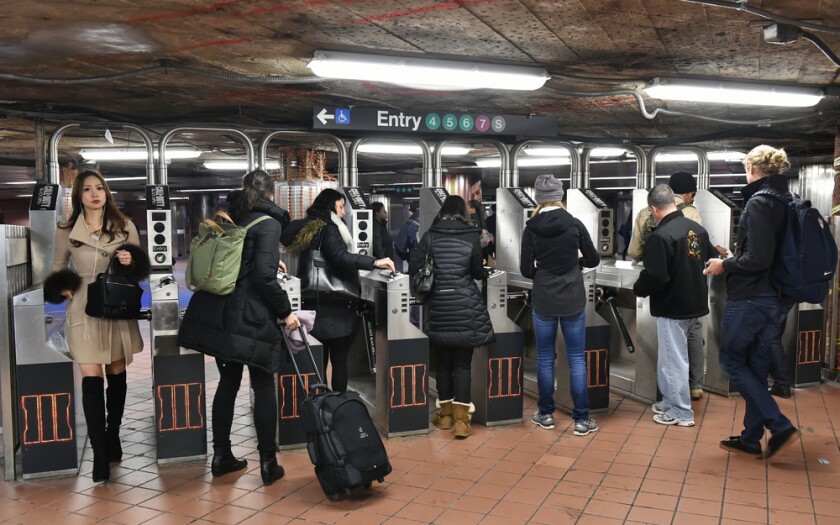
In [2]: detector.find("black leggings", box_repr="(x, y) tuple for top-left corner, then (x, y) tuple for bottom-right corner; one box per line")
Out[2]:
(322, 335), (355, 392)
(213, 358), (276, 453)
(435, 346), (474, 403)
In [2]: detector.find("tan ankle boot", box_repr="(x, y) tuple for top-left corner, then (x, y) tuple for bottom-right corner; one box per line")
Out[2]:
(453, 402), (475, 439)
(432, 398), (454, 430)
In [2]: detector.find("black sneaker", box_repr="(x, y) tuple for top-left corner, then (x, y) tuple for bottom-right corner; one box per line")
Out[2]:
(719, 436), (762, 458)
(769, 385), (792, 399)
(766, 427), (800, 459)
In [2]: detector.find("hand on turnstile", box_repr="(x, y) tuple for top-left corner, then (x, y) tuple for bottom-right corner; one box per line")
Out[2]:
(374, 257), (396, 272)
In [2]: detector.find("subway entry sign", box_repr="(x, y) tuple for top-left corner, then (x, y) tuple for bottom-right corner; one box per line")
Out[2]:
(313, 107), (556, 137)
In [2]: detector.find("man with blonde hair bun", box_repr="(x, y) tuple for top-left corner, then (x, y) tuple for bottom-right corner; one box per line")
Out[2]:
(705, 144), (800, 460)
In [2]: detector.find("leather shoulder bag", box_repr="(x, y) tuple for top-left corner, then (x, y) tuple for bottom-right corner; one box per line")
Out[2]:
(299, 228), (361, 302)
(86, 254), (144, 319)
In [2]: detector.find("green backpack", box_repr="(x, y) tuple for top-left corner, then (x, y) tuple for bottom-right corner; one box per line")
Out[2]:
(186, 212), (271, 295)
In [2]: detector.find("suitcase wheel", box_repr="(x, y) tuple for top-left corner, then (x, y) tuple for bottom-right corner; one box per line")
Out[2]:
(327, 493), (340, 502)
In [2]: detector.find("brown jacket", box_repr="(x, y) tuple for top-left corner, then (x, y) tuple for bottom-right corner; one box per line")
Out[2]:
(51, 217), (144, 365)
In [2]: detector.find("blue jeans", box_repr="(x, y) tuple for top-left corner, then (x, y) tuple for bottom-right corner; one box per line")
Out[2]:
(656, 317), (695, 421)
(720, 297), (795, 449)
(769, 301), (795, 389)
(532, 308), (588, 421)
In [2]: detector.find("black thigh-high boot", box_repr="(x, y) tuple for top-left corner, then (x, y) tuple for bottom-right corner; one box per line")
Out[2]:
(82, 376), (110, 482)
(105, 371), (127, 462)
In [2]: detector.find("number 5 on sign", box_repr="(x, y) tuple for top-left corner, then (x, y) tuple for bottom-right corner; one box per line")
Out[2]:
(443, 114), (457, 131)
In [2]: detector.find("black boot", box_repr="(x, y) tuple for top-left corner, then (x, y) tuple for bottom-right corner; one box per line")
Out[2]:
(105, 371), (127, 463)
(82, 377), (110, 483)
(259, 450), (284, 486)
(211, 442), (248, 477)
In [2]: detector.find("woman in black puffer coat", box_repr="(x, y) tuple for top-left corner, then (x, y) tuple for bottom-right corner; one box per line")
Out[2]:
(410, 195), (495, 439)
(281, 188), (395, 392)
(178, 170), (300, 486)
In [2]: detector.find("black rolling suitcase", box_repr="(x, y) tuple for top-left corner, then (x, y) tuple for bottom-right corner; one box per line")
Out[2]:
(282, 327), (392, 501)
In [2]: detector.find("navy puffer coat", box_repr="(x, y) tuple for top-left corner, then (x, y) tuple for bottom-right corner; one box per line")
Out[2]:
(409, 218), (495, 348)
(178, 199), (293, 372)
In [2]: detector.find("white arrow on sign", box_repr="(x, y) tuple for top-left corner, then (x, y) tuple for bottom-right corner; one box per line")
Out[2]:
(316, 108), (335, 125)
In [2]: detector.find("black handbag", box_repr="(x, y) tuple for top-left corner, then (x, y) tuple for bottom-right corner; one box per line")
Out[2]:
(299, 231), (361, 302)
(85, 255), (144, 320)
(411, 233), (434, 304)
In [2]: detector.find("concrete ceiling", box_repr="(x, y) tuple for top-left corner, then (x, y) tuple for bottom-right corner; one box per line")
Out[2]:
(0, 0), (839, 198)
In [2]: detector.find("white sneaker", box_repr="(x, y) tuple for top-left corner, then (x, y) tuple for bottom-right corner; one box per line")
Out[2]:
(651, 403), (667, 415)
(653, 413), (695, 427)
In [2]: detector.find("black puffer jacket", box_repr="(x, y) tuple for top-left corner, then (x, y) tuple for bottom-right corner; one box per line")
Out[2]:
(410, 218), (495, 348)
(723, 174), (790, 300)
(178, 199), (293, 372)
(281, 214), (376, 341)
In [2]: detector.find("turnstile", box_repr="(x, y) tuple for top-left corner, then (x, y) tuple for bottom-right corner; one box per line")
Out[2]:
(356, 271), (429, 437)
(471, 269), (523, 426)
(781, 303), (824, 388)
(13, 287), (80, 479)
(516, 268), (611, 414)
(595, 260), (660, 404)
(275, 274), (324, 450)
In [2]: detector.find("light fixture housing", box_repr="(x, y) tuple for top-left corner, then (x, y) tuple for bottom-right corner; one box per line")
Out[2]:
(79, 147), (202, 161)
(644, 77), (823, 107)
(307, 50), (550, 91)
(654, 151), (746, 163)
(478, 157), (572, 168)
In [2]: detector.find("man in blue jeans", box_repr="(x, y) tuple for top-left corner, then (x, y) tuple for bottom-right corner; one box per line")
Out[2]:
(704, 144), (800, 459)
(632, 185), (715, 427)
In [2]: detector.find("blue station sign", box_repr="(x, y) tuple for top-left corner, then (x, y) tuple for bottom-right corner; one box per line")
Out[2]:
(312, 107), (556, 137)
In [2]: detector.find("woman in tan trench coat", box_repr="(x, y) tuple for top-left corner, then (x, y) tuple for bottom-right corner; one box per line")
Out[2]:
(44, 171), (150, 483)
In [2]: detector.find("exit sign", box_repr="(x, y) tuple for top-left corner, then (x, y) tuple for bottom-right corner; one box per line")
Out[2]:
(312, 107), (556, 137)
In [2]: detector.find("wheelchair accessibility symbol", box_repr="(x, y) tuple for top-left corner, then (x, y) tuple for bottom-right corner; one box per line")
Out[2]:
(336, 109), (350, 125)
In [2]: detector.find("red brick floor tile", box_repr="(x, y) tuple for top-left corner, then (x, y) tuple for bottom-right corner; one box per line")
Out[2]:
(626, 506), (674, 525)
(582, 499), (631, 520)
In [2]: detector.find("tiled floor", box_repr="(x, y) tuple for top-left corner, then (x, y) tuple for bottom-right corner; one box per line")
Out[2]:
(3, 342), (840, 524)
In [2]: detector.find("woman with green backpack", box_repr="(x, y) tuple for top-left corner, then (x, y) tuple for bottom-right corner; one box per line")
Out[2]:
(178, 170), (300, 485)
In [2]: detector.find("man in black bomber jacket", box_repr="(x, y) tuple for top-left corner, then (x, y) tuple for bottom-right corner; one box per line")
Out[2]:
(633, 184), (716, 428)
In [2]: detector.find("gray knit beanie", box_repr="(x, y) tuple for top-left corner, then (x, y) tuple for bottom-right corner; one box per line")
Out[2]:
(534, 174), (565, 204)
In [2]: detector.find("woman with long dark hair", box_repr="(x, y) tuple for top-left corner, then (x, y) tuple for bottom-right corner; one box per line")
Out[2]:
(179, 170), (300, 485)
(410, 195), (495, 439)
(44, 171), (151, 482)
(282, 188), (395, 392)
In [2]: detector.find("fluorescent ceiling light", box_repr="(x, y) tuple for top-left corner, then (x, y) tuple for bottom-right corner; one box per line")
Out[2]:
(480, 157), (571, 168)
(177, 188), (238, 193)
(655, 151), (746, 163)
(645, 77), (823, 107)
(358, 144), (470, 155)
(523, 147), (572, 157)
(79, 147), (202, 161)
(203, 160), (280, 171)
(307, 50), (550, 91)
(591, 147), (634, 158)
(104, 176), (148, 182)
(1, 180), (37, 185)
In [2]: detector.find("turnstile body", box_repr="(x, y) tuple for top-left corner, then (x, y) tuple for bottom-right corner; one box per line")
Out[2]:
(471, 269), (524, 426)
(782, 303), (824, 387)
(13, 287), (79, 479)
(357, 271), (429, 437)
(275, 274), (325, 450)
(595, 260), (660, 404)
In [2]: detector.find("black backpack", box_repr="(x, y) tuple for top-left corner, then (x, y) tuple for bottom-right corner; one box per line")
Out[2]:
(751, 190), (838, 303)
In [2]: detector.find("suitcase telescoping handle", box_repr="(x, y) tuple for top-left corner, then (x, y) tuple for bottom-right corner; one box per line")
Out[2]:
(280, 326), (329, 395)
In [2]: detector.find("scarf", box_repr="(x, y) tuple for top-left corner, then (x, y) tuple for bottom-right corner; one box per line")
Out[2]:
(332, 212), (354, 251)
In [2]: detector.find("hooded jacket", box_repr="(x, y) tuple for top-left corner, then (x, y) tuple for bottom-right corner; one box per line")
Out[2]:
(632, 210), (716, 318)
(723, 174), (791, 300)
(520, 207), (600, 317)
(409, 218), (495, 348)
(178, 199), (293, 372)
(281, 212), (376, 341)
